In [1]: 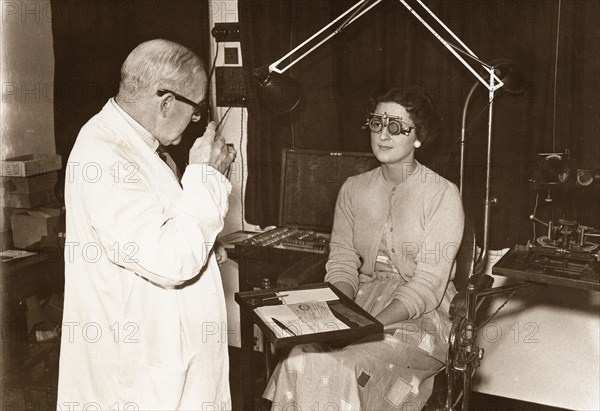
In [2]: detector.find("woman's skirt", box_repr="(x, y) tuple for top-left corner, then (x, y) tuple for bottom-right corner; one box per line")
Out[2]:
(264, 278), (454, 410)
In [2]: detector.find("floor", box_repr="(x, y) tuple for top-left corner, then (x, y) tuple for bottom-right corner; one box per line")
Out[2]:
(2, 344), (569, 411)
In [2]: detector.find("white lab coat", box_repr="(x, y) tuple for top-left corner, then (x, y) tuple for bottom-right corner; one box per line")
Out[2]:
(57, 100), (232, 410)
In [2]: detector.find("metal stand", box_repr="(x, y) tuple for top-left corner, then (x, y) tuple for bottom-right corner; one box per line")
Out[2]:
(264, 339), (272, 381)
(445, 279), (538, 410)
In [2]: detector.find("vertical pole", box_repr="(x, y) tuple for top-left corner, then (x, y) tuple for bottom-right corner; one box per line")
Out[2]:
(474, 79), (497, 275)
(461, 283), (478, 411)
(460, 83), (480, 197)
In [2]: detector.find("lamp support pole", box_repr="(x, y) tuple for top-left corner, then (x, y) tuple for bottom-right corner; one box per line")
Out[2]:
(473, 80), (497, 275)
(459, 83), (479, 197)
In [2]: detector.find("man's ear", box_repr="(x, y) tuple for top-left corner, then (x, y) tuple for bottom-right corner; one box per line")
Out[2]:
(159, 94), (173, 118)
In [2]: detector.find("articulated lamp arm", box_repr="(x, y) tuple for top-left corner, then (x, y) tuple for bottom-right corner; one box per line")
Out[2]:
(266, 0), (503, 93)
(268, 0), (383, 75)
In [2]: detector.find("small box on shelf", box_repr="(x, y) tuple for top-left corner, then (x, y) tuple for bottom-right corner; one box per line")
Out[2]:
(1, 188), (56, 209)
(10, 207), (62, 249)
(2, 171), (59, 194)
(0, 154), (61, 177)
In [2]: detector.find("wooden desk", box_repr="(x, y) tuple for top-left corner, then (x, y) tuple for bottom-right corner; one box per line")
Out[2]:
(492, 244), (600, 291)
(471, 246), (600, 410)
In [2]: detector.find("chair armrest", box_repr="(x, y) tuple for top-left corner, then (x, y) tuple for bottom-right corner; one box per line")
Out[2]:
(449, 274), (494, 319)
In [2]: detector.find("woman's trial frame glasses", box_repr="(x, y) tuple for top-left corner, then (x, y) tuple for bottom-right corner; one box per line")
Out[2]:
(364, 112), (415, 136)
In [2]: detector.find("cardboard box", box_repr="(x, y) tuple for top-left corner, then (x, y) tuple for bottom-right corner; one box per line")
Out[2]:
(1, 188), (56, 208)
(10, 207), (61, 248)
(2, 171), (59, 194)
(1, 207), (14, 231)
(0, 154), (62, 177)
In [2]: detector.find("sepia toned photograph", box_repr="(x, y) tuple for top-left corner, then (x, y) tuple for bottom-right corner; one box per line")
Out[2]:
(1, 1), (598, 410)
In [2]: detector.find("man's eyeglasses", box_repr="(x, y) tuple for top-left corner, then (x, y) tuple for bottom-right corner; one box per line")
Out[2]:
(156, 89), (205, 122)
(364, 113), (415, 136)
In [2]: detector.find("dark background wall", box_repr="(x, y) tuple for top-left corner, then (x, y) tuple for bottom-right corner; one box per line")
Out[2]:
(50, 0), (600, 249)
(51, 0), (211, 172)
(239, 0), (599, 248)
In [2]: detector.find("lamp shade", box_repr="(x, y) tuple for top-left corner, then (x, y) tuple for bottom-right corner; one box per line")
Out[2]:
(253, 66), (301, 114)
(488, 58), (524, 94)
(577, 169), (600, 187)
(537, 154), (571, 185)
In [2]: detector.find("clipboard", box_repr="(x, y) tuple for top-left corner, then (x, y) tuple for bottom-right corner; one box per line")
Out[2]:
(235, 282), (383, 349)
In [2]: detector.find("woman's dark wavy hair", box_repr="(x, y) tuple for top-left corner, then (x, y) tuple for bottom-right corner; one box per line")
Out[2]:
(369, 86), (439, 147)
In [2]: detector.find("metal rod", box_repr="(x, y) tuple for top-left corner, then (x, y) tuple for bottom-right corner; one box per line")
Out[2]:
(474, 83), (497, 275)
(264, 339), (272, 381)
(475, 282), (537, 299)
(269, 0), (382, 74)
(462, 363), (472, 411)
(413, 0), (480, 65)
(446, 42), (498, 70)
(397, 0), (503, 92)
(270, 0), (503, 93)
(460, 82), (480, 197)
(216, 106), (233, 130)
(529, 214), (549, 227)
(337, 0), (375, 33)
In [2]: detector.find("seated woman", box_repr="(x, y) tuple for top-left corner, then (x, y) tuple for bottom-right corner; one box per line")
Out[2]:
(264, 86), (465, 410)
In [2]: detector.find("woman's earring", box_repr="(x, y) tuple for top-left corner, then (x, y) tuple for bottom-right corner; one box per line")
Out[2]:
(414, 140), (422, 148)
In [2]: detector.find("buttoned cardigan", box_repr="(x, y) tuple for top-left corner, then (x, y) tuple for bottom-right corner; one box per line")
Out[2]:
(325, 163), (464, 319)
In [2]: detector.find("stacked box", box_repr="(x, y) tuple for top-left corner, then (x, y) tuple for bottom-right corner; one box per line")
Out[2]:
(0, 154), (62, 248)
(0, 154), (62, 177)
(2, 171), (59, 194)
(10, 208), (62, 249)
(1, 187), (57, 208)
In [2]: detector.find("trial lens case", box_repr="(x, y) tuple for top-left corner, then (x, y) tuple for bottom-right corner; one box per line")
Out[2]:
(235, 282), (383, 348)
(235, 149), (380, 289)
(278, 148), (380, 232)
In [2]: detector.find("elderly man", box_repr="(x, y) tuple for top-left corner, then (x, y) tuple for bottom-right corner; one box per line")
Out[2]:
(57, 39), (236, 410)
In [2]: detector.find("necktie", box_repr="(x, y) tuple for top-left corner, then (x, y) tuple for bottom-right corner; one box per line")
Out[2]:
(157, 146), (182, 183)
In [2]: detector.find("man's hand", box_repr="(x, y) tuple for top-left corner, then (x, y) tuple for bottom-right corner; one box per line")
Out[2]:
(213, 241), (228, 265)
(189, 122), (236, 175)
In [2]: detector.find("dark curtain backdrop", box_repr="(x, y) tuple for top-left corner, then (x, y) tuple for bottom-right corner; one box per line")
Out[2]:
(51, 0), (211, 172)
(240, 0), (600, 249)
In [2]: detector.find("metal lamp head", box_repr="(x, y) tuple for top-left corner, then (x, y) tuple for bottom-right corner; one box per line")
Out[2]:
(489, 58), (524, 94)
(253, 66), (301, 114)
(577, 169), (600, 187)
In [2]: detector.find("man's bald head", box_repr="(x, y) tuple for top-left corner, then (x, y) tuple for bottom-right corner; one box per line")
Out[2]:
(115, 39), (208, 146)
(118, 39), (206, 100)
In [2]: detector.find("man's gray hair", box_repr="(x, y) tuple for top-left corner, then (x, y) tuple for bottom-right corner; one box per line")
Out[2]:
(119, 39), (205, 96)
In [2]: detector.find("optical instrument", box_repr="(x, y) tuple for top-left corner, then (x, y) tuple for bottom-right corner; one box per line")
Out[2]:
(363, 113), (415, 136)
